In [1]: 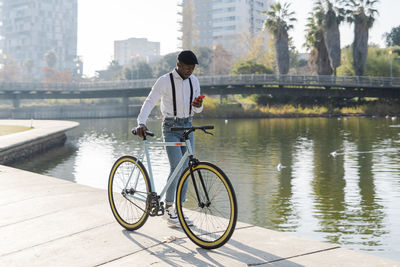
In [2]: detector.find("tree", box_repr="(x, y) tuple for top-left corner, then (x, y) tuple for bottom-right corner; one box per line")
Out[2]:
(238, 31), (271, 67)
(42, 69), (72, 82)
(96, 60), (123, 81)
(263, 2), (297, 74)
(193, 47), (213, 75)
(304, 7), (333, 75)
(264, 34), (278, 71)
(211, 44), (232, 75)
(0, 56), (22, 82)
(337, 45), (400, 77)
(288, 37), (300, 71)
(124, 61), (153, 80)
(384, 25), (400, 47)
(22, 59), (34, 81)
(153, 52), (180, 77)
(318, 0), (346, 75)
(180, 0), (198, 50)
(343, 0), (379, 76)
(230, 59), (274, 75)
(44, 50), (57, 68)
(336, 46), (355, 76)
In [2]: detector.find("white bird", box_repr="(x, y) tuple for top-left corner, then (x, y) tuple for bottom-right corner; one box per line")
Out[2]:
(277, 163), (286, 171)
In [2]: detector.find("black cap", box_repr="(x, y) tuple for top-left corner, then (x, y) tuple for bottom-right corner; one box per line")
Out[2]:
(177, 50), (198, 65)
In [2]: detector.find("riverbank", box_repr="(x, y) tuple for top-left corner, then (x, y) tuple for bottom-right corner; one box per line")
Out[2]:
(0, 120), (79, 164)
(0, 96), (399, 120)
(200, 96), (400, 119)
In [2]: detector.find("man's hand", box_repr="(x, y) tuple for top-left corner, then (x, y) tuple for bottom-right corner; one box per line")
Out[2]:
(192, 95), (204, 108)
(136, 124), (148, 138)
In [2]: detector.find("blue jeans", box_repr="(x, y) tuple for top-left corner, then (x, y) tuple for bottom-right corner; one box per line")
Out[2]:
(162, 117), (194, 204)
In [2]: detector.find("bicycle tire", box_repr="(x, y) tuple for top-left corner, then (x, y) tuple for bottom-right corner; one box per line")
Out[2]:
(108, 156), (151, 231)
(176, 162), (237, 249)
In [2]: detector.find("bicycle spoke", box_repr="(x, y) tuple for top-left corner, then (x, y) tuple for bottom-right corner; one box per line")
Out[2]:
(108, 156), (151, 231)
(177, 162), (237, 249)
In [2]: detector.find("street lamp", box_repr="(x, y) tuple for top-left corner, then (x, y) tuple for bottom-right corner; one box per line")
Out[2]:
(389, 50), (393, 78)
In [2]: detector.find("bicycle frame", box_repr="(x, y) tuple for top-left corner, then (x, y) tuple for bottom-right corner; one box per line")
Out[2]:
(109, 125), (237, 249)
(124, 137), (194, 202)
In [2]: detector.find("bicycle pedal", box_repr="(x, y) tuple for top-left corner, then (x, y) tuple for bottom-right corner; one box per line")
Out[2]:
(157, 202), (165, 216)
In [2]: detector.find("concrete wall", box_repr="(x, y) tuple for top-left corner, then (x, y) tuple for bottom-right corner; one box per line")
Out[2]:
(0, 120), (79, 165)
(0, 132), (66, 165)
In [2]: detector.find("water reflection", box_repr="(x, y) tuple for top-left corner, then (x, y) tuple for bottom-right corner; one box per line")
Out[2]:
(10, 117), (400, 261)
(9, 143), (77, 181)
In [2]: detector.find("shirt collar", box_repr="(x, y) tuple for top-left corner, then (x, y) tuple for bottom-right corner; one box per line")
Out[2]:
(173, 68), (190, 80)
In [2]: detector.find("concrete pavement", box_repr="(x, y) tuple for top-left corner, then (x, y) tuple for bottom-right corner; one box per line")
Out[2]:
(0, 165), (399, 266)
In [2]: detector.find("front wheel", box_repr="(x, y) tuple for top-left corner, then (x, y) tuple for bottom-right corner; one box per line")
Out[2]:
(176, 162), (237, 249)
(108, 156), (151, 231)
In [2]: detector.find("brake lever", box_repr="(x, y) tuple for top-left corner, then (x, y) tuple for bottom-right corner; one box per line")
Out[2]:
(202, 129), (214, 136)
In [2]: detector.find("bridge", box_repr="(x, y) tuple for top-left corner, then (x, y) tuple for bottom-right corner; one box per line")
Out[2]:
(1, 74), (399, 107)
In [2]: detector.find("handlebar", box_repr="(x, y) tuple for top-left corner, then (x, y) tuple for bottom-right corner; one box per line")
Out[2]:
(132, 125), (214, 140)
(171, 125), (214, 139)
(131, 128), (155, 137)
(170, 125), (214, 131)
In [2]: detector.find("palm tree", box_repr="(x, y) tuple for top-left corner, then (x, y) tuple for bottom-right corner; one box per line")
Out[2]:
(343, 0), (379, 76)
(319, 0), (346, 76)
(304, 7), (333, 75)
(264, 2), (297, 74)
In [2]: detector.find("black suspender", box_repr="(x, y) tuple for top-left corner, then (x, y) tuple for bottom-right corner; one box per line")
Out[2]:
(169, 73), (177, 118)
(189, 78), (193, 115)
(169, 72), (193, 118)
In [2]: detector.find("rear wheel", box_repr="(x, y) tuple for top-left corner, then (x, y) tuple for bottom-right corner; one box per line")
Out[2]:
(108, 156), (151, 230)
(176, 162), (237, 249)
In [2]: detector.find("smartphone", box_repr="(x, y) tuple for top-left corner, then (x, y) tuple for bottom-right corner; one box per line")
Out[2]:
(193, 95), (205, 103)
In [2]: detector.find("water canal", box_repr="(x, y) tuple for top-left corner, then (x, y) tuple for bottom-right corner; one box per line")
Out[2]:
(12, 117), (400, 261)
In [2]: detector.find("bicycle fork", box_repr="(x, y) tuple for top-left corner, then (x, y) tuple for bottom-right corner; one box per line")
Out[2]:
(189, 158), (211, 208)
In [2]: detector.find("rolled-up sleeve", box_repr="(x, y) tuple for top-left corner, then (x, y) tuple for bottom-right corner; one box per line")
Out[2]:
(137, 77), (163, 125)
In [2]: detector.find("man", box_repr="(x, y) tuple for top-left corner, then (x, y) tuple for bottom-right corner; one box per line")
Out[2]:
(135, 50), (203, 227)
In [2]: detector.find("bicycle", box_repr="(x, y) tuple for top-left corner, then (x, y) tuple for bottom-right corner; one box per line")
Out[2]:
(107, 125), (238, 249)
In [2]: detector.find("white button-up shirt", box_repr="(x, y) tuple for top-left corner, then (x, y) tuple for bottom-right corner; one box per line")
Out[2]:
(137, 68), (203, 125)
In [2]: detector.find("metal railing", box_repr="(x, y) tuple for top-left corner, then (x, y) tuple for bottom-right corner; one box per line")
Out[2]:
(0, 74), (399, 92)
(197, 74), (400, 88)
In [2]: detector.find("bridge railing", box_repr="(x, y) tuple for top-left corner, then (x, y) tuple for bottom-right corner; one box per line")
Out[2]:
(0, 74), (399, 91)
(76, 79), (157, 91)
(198, 74), (400, 88)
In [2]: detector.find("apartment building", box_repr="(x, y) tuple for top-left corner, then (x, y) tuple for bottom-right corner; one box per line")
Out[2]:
(180, 0), (271, 57)
(0, 0), (78, 80)
(114, 37), (161, 66)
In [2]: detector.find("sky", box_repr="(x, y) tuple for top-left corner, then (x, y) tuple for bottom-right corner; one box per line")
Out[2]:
(77, 0), (399, 77)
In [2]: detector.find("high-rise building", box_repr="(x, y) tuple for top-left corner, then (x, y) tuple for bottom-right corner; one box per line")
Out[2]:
(0, 0), (78, 80)
(114, 37), (161, 66)
(179, 0), (271, 58)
